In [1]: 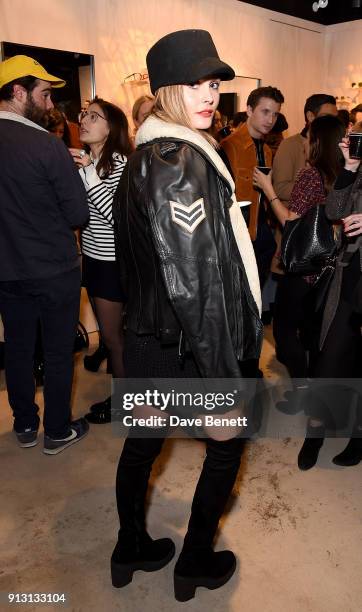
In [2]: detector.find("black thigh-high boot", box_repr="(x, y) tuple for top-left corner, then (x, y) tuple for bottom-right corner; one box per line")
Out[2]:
(174, 436), (246, 602)
(112, 428), (175, 588)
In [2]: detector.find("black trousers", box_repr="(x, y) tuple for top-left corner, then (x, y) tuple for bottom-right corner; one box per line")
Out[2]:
(0, 267), (81, 438)
(253, 221), (277, 291)
(273, 275), (318, 379)
(306, 266), (362, 429)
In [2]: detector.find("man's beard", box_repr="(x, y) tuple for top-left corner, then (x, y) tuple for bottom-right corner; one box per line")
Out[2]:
(24, 94), (48, 128)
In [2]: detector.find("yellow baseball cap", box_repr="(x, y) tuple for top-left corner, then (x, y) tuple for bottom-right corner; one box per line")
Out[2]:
(0, 55), (66, 89)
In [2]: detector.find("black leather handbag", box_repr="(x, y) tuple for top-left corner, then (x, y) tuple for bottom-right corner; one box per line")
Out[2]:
(281, 204), (336, 275)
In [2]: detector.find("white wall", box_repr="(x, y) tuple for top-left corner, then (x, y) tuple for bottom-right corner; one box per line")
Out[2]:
(78, 65), (93, 108)
(1, 0), (360, 331)
(324, 20), (362, 108)
(0, 0), (330, 134)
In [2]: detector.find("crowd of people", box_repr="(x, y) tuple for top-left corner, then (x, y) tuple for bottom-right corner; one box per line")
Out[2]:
(0, 30), (361, 601)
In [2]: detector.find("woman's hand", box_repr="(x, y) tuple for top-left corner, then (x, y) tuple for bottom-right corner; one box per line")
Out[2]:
(68, 148), (92, 168)
(339, 137), (361, 172)
(342, 213), (362, 237)
(252, 167), (274, 200)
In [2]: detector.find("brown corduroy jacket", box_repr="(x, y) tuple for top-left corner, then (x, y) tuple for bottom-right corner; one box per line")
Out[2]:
(221, 122), (272, 241)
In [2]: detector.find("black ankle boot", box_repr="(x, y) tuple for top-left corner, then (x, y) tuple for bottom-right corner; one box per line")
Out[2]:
(112, 431), (174, 588)
(298, 426), (324, 471)
(83, 341), (108, 372)
(332, 436), (362, 466)
(174, 547), (236, 602)
(85, 396), (111, 424)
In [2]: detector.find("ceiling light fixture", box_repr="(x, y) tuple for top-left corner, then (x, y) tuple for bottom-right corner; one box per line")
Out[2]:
(312, 0), (328, 11)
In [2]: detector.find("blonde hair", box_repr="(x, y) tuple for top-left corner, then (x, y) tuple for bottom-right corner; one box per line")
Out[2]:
(132, 95), (154, 123)
(152, 85), (217, 147)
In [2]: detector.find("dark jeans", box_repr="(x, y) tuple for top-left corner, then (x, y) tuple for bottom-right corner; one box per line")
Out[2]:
(0, 267), (81, 438)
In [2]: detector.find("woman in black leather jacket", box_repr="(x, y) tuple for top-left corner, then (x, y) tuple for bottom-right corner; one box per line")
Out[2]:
(111, 30), (262, 602)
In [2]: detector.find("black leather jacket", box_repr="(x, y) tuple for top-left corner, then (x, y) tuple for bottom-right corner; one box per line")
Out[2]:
(113, 131), (262, 378)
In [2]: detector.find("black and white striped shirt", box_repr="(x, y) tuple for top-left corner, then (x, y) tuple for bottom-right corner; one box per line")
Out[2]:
(80, 153), (126, 260)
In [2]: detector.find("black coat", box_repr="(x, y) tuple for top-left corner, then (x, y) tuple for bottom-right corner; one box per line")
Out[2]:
(0, 114), (89, 281)
(320, 167), (362, 348)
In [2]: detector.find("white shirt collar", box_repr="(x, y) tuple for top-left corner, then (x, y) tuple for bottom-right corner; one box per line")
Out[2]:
(0, 110), (48, 132)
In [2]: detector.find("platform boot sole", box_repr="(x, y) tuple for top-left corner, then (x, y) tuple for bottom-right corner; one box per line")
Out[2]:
(111, 542), (175, 588)
(174, 557), (236, 602)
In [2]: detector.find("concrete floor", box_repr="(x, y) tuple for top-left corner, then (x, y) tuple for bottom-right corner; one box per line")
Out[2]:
(0, 328), (361, 612)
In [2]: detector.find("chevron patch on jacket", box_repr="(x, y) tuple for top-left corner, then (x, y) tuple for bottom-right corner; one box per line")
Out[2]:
(169, 198), (206, 233)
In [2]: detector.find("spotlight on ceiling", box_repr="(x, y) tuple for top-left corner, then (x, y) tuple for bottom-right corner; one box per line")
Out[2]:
(312, 0), (328, 11)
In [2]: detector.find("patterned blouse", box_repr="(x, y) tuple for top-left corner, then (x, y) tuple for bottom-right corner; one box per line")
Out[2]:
(289, 166), (326, 216)
(289, 166), (327, 283)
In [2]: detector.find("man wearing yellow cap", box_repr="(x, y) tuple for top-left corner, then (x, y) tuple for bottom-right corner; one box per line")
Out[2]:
(0, 55), (90, 454)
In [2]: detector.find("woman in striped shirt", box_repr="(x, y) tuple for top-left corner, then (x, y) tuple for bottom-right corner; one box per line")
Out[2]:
(70, 97), (133, 421)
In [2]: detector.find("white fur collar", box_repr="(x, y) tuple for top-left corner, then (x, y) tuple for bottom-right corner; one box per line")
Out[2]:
(136, 115), (261, 315)
(136, 115), (235, 192)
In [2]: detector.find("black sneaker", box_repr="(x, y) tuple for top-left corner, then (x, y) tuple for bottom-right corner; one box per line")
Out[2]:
(43, 418), (89, 455)
(15, 427), (38, 448)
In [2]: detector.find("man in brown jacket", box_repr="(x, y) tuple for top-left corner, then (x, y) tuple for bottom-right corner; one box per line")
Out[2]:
(273, 93), (337, 207)
(221, 86), (284, 288)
